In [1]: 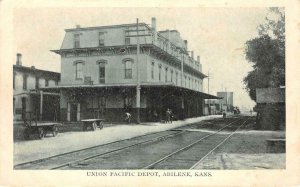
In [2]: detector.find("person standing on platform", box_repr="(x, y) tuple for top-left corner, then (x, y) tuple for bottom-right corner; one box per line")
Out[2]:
(166, 108), (171, 123)
(125, 112), (131, 124)
(169, 109), (173, 123)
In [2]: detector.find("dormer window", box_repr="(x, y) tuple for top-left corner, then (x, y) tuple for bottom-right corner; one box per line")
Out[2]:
(125, 29), (130, 45)
(45, 79), (49, 87)
(99, 32), (105, 46)
(74, 34), (80, 48)
(35, 76), (39, 89)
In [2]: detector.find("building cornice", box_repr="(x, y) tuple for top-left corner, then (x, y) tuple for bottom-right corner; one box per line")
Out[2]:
(65, 23), (151, 32)
(13, 65), (60, 79)
(51, 44), (207, 79)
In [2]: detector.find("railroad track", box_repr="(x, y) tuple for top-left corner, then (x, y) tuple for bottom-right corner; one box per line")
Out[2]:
(60, 117), (245, 169)
(14, 116), (250, 170)
(143, 116), (252, 169)
(14, 129), (188, 169)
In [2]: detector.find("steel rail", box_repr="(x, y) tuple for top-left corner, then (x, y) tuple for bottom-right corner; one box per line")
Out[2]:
(15, 115), (216, 169)
(143, 117), (244, 169)
(14, 130), (181, 169)
(15, 130), (187, 170)
(51, 131), (187, 169)
(53, 118), (227, 169)
(189, 116), (252, 169)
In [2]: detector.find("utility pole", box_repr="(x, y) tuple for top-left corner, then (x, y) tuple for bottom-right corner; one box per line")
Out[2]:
(207, 71), (210, 115)
(136, 18), (141, 124)
(225, 87), (228, 112)
(124, 18), (151, 124)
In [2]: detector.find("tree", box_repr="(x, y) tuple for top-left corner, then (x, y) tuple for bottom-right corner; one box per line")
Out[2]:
(244, 8), (285, 101)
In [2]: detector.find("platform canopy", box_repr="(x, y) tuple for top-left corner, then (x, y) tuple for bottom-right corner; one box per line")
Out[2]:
(40, 82), (220, 99)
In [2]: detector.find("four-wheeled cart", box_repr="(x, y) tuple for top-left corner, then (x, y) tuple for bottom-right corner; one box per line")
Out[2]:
(24, 121), (60, 139)
(81, 119), (104, 131)
(23, 112), (60, 139)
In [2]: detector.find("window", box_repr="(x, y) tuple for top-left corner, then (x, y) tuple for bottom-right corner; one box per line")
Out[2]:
(165, 67), (168, 82)
(184, 75), (187, 87)
(13, 97), (15, 114)
(125, 37), (130, 45)
(188, 77), (191, 88)
(170, 69), (173, 82)
(98, 61), (106, 83)
(13, 72), (16, 89)
(35, 77), (39, 89)
(23, 75), (27, 90)
(74, 34), (80, 48)
(98, 96), (106, 108)
(158, 64), (162, 81)
(175, 71), (178, 85)
(123, 95), (132, 109)
(75, 61), (84, 80)
(99, 32), (105, 46)
(151, 62), (155, 79)
(125, 30), (130, 45)
(55, 80), (58, 86)
(45, 79), (49, 87)
(124, 59), (133, 79)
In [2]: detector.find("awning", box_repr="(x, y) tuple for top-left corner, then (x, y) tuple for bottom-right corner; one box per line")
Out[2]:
(39, 83), (220, 99)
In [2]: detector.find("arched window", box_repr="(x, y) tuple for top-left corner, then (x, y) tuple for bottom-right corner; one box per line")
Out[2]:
(158, 64), (162, 81)
(151, 61), (155, 79)
(74, 61), (85, 80)
(165, 67), (168, 82)
(97, 60), (107, 83)
(123, 58), (133, 79)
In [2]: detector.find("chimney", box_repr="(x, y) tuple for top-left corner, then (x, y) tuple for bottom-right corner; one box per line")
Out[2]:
(31, 66), (35, 69)
(191, 51), (194, 60)
(184, 40), (188, 49)
(167, 29), (170, 52)
(16, 53), (22, 66)
(151, 17), (156, 32)
(76, 25), (81, 29)
(197, 56), (202, 72)
(151, 17), (157, 42)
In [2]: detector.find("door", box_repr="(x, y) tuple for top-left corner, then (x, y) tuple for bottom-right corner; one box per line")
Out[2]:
(70, 103), (78, 121)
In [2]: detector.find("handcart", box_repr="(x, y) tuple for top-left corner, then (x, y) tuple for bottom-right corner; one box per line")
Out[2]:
(81, 119), (104, 131)
(23, 112), (60, 139)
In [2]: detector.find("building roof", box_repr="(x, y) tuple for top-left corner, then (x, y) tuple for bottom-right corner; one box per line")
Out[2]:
(65, 23), (151, 32)
(13, 65), (60, 79)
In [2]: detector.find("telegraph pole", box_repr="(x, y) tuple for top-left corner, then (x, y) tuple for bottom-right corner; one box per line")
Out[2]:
(136, 18), (141, 124)
(225, 87), (228, 112)
(207, 71), (212, 115)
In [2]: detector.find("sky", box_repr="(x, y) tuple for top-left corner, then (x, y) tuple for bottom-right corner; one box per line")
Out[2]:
(13, 7), (269, 110)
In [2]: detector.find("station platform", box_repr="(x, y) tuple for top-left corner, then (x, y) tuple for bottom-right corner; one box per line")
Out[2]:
(14, 115), (221, 165)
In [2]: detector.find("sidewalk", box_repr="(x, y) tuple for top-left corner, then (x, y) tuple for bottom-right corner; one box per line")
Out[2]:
(14, 115), (221, 165)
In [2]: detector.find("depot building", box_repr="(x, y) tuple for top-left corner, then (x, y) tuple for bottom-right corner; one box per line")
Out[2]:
(42, 18), (219, 122)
